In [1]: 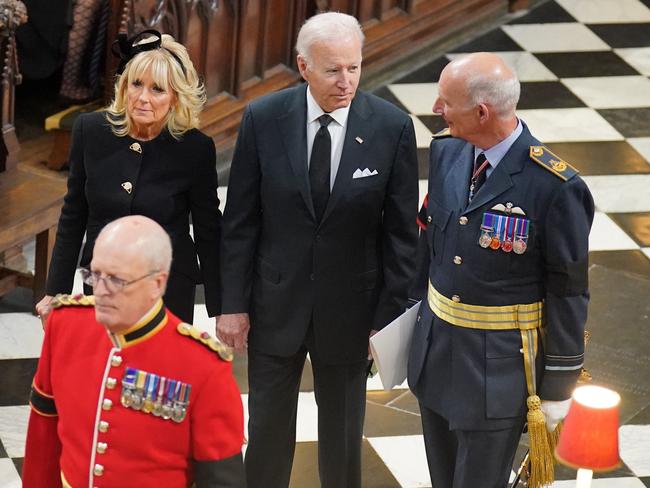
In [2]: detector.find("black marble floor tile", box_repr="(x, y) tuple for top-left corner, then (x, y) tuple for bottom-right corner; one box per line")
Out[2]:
(628, 404), (650, 425)
(364, 399), (422, 437)
(518, 81), (586, 109)
(289, 440), (401, 488)
(507, 0), (576, 24)
(417, 148), (430, 181)
(535, 51), (640, 78)
(0, 440), (7, 458)
(0, 287), (34, 314)
(12, 458), (22, 477)
(598, 108), (650, 138)
(417, 114), (447, 135)
(373, 86), (408, 113)
(452, 28), (524, 53)
(394, 56), (449, 84)
(589, 250), (650, 278)
(0, 359), (38, 406)
(642, 476), (650, 488)
(609, 213), (650, 247)
(547, 141), (650, 175)
(584, 265), (650, 423)
(389, 389), (421, 416)
(588, 23), (650, 48)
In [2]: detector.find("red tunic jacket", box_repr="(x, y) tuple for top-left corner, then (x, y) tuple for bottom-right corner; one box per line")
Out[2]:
(23, 297), (245, 488)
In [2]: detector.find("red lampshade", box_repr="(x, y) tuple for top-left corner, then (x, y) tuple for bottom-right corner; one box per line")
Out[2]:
(555, 385), (621, 472)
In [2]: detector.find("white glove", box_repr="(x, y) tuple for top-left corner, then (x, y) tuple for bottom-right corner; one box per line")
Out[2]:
(541, 398), (572, 433)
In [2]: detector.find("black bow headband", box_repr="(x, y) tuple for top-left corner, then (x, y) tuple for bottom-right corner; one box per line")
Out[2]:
(111, 29), (187, 77)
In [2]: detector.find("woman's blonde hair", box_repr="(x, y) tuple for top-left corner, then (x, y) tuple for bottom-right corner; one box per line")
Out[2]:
(106, 33), (206, 139)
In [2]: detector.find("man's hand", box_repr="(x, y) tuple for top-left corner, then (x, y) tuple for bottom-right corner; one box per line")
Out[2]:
(216, 313), (250, 352)
(35, 295), (55, 329)
(368, 329), (379, 359)
(541, 398), (572, 432)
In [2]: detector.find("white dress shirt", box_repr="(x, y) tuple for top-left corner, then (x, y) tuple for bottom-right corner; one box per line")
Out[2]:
(306, 86), (351, 190)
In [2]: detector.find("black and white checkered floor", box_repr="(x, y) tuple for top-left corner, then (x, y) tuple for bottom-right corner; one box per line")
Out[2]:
(2, 0), (650, 486)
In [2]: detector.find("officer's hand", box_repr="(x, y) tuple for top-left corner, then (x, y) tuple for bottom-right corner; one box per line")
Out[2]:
(216, 313), (250, 352)
(35, 295), (55, 329)
(541, 398), (572, 433)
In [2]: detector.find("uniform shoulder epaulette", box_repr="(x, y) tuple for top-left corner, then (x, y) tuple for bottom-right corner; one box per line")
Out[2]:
(529, 145), (579, 181)
(431, 127), (451, 139)
(176, 323), (233, 362)
(50, 293), (95, 308)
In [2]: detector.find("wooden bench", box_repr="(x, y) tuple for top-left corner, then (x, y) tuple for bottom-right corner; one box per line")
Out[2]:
(0, 168), (66, 306)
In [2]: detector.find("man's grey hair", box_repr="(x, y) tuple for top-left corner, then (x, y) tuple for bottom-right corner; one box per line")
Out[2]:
(465, 70), (520, 118)
(296, 12), (364, 66)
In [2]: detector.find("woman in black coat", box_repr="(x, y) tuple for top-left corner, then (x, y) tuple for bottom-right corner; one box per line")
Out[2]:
(36, 31), (221, 323)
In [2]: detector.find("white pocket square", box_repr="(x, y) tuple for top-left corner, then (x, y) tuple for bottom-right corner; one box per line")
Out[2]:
(353, 168), (379, 179)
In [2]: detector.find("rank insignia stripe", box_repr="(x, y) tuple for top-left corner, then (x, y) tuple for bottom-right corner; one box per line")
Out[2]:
(529, 145), (579, 181)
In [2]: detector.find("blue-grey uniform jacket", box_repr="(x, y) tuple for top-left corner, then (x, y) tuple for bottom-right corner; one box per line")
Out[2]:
(408, 123), (595, 431)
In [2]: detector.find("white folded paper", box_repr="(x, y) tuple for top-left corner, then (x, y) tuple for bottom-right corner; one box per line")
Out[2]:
(369, 301), (421, 391)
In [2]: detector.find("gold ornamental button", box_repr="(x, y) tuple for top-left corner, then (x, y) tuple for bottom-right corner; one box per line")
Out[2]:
(94, 464), (105, 476)
(452, 295), (461, 303)
(427, 216), (432, 223)
(102, 399), (113, 411)
(98, 421), (109, 433)
(105, 378), (117, 390)
(96, 442), (108, 454)
(459, 216), (468, 225)
(111, 356), (123, 367)
(453, 256), (462, 265)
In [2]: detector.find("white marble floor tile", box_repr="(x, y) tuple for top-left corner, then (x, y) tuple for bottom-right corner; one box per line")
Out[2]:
(589, 212), (639, 251)
(615, 48), (650, 76)
(388, 84), (438, 116)
(410, 115), (434, 149)
(0, 406), (30, 458)
(583, 175), (650, 213)
(517, 108), (623, 142)
(562, 76), (650, 109)
(501, 23), (610, 53)
(556, 0), (650, 23)
(447, 51), (557, 81)
(418, 180), (428, 211)
(367, 435), (431, 487)
(0, 459), (21, 488)
(627, 138), (650, 164)
(551, 478), (646, 487)
(192, 304), (213, 334)
(620, 424), (650, 477)
(0, 313), (44, 360)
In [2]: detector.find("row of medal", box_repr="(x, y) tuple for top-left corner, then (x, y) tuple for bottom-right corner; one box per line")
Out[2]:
(478, 212), (530, 255)
(121, 367), (191, 423)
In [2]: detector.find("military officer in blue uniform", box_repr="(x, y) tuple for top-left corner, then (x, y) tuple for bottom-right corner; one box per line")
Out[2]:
(408, 53), (595, 488)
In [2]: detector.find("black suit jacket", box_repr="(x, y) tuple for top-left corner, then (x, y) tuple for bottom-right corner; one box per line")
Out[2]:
(408, 123), (594, 430)
(46, 112), (222, 316)
(221, 84), (418, 364)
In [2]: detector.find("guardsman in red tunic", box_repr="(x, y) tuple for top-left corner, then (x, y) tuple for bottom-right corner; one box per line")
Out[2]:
(23, 216), (245, 488)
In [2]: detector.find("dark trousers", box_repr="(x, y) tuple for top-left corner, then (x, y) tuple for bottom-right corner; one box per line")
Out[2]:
(419, 403), (523, 488)
(245, 345), (368, 488)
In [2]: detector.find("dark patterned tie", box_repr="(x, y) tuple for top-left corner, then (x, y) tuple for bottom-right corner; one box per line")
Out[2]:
(309, 114), (333, 222)
(469, 152), (488, 201)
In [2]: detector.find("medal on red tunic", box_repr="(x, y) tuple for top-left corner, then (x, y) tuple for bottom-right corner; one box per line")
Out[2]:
(131, 370), (146, 410)
(121, 367), (137, 408)
(143, 373), (159, 414)
(153, 376), (166, 417)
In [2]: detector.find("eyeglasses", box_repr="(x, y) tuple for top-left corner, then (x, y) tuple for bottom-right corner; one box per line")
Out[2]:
(80, 268), (159, 294)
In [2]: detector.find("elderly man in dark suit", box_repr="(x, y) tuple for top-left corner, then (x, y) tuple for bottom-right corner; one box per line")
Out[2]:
(408, 52), (594, 488)
(217, 11), (418, 488)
